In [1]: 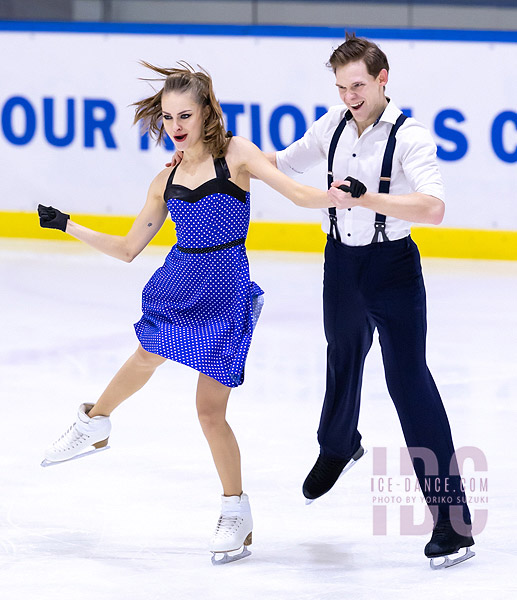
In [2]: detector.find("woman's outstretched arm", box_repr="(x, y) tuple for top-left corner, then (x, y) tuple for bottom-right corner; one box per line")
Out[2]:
(38, 169), (170, 262)
(228, 136), (332, 209)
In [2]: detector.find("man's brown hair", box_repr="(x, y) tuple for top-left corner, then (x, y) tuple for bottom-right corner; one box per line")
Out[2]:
(328, 32), (389, 78)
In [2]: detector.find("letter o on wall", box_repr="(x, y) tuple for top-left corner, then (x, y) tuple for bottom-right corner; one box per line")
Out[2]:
(269, 104), (306, 151)
(2, 96), (36, 145)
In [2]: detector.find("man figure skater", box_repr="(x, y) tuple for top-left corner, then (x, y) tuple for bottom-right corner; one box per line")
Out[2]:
(273, 33), (474, 569)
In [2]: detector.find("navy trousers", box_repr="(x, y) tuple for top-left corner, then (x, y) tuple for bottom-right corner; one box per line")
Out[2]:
(319, 235), (470, 523)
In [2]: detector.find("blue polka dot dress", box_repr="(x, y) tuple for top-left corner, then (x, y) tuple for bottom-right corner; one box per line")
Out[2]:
(134, 156), (264, 388)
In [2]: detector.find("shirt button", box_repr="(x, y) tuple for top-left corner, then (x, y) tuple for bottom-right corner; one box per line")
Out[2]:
(348, 208), (351, 211)
(347, 233), (351, 237)
(352, 153), (357, 157)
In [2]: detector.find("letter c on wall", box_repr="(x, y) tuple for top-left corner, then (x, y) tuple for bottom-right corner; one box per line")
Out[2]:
(491, 111), (517, 164)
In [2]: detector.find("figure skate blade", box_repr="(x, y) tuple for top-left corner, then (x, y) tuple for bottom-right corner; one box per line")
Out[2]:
(40, 445), (110, 468)
(211, 546), (251, 565)
(430, 547), (475, 570)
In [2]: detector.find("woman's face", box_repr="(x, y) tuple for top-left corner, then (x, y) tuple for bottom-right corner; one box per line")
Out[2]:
(161, 90), (206, 151)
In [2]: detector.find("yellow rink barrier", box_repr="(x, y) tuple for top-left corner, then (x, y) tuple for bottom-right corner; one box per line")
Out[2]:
(1, 211), (516, 260)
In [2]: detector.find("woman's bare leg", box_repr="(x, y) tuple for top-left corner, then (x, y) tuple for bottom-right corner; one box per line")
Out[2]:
(88, 344), (167, 417)
(196, 373), (242, 497)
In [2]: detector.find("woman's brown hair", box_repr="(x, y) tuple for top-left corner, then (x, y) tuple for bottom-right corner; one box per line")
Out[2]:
(133, 61), (230, 157)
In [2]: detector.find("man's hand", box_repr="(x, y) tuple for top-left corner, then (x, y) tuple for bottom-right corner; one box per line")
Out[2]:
(328, 176), (367, 209)
(165, 150), (183, 168)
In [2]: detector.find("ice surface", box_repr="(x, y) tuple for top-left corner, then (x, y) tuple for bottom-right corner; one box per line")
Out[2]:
(1, 240), (516, 599)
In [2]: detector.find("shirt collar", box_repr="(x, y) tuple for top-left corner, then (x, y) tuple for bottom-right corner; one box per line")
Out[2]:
(339, 97), (401, 133)
(373, 98), (401, 127)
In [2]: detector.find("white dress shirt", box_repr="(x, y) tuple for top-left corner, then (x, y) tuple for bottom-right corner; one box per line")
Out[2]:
(276, 100), (444, 246)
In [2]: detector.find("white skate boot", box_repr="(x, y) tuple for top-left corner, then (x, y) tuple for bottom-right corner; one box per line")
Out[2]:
(41, 403), (111, 467)
(210, 493), (253, 565)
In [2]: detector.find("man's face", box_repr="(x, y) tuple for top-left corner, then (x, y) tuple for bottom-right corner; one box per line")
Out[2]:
(335, 60), (388, 131)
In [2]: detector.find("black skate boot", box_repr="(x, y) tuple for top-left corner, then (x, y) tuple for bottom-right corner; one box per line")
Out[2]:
(302, 445), (365, 504)
(425, 518), (475, 569)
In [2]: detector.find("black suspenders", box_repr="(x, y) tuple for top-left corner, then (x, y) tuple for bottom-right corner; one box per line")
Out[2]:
(327, 114), (349, 243)
(327, 112), (408, 244)
(372, 113), (408, 242)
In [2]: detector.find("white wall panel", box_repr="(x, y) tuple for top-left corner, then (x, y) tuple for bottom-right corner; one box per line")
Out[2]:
(1, 29), (516, 230)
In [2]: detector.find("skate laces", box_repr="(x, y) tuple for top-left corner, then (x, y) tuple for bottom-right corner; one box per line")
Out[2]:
(53, 423), (89, 451)
(431, 521), (448, 538)
(214, 515), (242, 538)
(431, 519), (471, 542)
(430, 519), (457, 543)
(310, 455), (347, 483)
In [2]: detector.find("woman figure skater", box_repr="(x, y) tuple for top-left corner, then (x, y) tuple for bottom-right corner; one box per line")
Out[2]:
(37, 62), (334, 565)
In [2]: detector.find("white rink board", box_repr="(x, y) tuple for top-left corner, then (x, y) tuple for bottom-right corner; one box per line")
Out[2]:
(1, 28), (516, 229)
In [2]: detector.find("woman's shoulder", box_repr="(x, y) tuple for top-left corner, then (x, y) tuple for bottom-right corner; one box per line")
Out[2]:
(148, 166), (174, 195)
(223, 136), (255, 186)
(226, 134), (254, 152)
(225, 135), (260, 164)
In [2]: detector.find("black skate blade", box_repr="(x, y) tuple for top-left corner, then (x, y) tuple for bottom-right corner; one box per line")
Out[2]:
(304, 448), (368, 506)
(211, 547), (251, 566)
(430, 547), (475, 570)
(40, 445), (110, 468)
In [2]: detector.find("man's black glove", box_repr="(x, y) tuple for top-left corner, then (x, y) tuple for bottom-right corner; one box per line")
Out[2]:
(38, 204), (70, 232)
(338, 176), (367, 198)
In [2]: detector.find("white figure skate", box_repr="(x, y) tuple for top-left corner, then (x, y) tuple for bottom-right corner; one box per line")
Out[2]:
(41, 403), (111, 467)
(210, 493), (253, 565)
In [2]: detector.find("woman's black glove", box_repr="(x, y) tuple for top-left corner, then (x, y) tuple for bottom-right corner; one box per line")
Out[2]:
(38, 204), (70, 232)
(338, 176), (367, 198)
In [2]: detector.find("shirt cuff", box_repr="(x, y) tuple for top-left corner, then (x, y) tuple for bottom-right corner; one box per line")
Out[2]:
(276, 150), (305, 176)
(417, 184), (445, 202)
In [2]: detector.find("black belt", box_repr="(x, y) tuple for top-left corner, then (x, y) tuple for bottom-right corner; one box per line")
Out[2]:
(177, 238), (245, 254)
